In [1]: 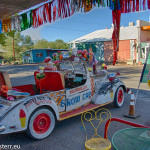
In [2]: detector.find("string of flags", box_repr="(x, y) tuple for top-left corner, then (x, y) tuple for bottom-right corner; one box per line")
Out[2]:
(0, 0), (150, 34)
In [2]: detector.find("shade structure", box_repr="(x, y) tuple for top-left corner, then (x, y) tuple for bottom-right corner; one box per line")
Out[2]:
(0, 0), (48, 20)
(141, 26), (150, 31)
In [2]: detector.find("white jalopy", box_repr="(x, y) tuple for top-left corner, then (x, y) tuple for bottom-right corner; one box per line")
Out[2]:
(0, 61), (126, 140)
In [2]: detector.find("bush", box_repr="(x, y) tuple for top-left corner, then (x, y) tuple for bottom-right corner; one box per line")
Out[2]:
(3, 56), (14, 64)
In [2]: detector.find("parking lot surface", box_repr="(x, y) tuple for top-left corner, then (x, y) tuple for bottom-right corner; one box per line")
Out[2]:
(0, 64), (150, 150)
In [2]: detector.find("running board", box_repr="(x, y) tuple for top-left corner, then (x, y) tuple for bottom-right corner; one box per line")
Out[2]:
(58, 100), (113, 121)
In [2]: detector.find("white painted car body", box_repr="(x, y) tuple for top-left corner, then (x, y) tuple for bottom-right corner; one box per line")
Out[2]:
(0, 61), (126, 136)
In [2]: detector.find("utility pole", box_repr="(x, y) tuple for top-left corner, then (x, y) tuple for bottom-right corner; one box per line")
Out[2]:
(13, 37), (15, 62)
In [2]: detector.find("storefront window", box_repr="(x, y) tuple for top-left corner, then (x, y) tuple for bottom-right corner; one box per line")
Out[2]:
(36, 53), (43, 57)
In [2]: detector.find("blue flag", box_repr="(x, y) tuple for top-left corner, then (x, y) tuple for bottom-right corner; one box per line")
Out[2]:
(0, 20), (2, 34)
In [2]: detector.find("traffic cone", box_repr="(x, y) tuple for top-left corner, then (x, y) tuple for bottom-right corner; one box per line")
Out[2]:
(127, 88), (132, 94)
(129, 92), (135, 116)
(124, 92), (140, 119)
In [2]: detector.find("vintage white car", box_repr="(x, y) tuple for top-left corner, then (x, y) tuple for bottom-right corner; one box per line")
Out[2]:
(0, 61), (126, 140)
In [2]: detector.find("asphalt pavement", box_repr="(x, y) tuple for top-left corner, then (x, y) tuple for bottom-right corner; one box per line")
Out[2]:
(0, 64), (150, 150)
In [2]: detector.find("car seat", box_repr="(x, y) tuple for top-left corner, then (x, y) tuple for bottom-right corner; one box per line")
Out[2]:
(34, 71), (65, 93)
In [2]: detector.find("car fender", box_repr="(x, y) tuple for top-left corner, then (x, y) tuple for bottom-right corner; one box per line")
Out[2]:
(93, 79), (126, 104)
(111, 80), (126, 99)
(0, 95), (59, 134)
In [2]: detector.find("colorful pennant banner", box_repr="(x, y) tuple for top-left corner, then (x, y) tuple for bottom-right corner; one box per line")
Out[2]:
(2, 18), (11, 32)
(0, 0), (150, 65)
(0, 0), (149, 33)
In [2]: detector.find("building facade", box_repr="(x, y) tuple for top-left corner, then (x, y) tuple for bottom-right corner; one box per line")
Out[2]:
(22, 49), (68, 63)
(69, 20), (150, 64)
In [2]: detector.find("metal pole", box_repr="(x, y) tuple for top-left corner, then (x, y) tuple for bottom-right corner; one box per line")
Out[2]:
(137, 12), (140, 64)
(135, 48), (150, 104)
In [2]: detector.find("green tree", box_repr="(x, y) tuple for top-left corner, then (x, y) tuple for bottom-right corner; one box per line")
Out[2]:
(54, 39), (68, 49)
(1, 31), (33, 63)
(33, 39), (68, 49)
(33, 39), (50, 49)
(0, 33), (6, 46)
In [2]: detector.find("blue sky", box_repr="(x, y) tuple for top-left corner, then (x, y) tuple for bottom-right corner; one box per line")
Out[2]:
(21, 7), (150, 43)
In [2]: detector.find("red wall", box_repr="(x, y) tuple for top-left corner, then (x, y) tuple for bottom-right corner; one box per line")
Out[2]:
(118, 40), (131, 61)
(104, 40), (137, 63)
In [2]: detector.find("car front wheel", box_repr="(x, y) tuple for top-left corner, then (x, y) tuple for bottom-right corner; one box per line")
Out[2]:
(113, 86), (124, 108)
(27, 107), (55, 140)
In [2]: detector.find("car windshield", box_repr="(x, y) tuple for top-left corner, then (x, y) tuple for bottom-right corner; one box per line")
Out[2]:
(73, 62), (85, 71)
(60, 61), (74, 70)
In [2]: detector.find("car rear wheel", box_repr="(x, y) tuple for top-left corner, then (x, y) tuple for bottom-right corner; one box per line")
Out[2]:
(113, 86), (124, 108)
(27, 108), (55, 140)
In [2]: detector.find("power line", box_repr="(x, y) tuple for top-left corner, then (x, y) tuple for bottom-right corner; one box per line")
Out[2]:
(43, 26), (94, 32)
(68, 19), (108, 26)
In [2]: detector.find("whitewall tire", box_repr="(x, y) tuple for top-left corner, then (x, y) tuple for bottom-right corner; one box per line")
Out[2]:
(27, 108), (55, 140)
(113, 86), (124, 108)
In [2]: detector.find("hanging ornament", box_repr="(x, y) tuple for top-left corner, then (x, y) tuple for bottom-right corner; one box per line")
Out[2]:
(21, 13), (28, 31)
(148, 0), (150, 9)
(11, 15), (21, 31)
(32, 5), (47, 28)
(32, 8), (38, 28)
(142, 0), (146, 10)
(59, 53), (63, 61)
(53, 5), (57, 22)
(136, 0), (139, 11)
(2, 18), (11, 32)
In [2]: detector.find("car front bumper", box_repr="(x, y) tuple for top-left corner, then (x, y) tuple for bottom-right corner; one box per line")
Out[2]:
(0, 125), (5, 133)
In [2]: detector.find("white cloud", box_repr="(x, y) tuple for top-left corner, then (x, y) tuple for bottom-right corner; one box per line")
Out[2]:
(21, 27), (42, 41)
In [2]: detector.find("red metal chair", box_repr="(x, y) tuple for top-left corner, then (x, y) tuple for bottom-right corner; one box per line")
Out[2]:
(104, 117), (150, 139)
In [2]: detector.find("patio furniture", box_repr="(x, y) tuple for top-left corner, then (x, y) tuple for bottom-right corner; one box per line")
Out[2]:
(81, 108), (111, 150)
(104, 118), (150, 150)
(112, 127), (150, 150)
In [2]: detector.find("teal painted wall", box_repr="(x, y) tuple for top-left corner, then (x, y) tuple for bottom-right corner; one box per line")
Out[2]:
(76, 42), (104, 62)
(32, 50), (47, 63)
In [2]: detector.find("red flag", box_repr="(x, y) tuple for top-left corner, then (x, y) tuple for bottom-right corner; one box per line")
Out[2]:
(136, 0), (139, 11)
(112, 10), (121, 65)
(148, 0), (150, 9)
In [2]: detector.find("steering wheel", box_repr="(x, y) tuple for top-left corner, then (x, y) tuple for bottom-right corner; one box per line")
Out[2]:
(62, 69), (74, 79)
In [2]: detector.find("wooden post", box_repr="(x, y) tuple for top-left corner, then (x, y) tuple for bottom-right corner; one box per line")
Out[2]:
(13, 37), (15, 62)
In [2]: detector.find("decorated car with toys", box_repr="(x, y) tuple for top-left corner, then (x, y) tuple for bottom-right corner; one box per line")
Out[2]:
(0, 52), (127, 140)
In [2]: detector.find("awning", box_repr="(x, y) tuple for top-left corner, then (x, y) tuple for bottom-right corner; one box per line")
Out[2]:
(141, 26), (150, 31)
(0, 0), (48, 19)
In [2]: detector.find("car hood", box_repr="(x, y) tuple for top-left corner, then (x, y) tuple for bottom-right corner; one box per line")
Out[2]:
(0, 97), (23, 120)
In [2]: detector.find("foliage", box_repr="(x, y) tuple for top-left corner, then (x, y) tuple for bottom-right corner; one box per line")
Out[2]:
(0, 33), (6, 46)
(33, 39), (68, 49)
(36, 72), (45, 80)
(6, 30), (16, 38)
(0, 31), (34, 63)
(0, 30), (68, 64)
(2, 56), (14, 64)
(33, 39), (50, 49)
